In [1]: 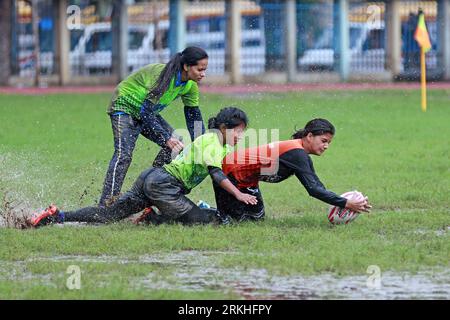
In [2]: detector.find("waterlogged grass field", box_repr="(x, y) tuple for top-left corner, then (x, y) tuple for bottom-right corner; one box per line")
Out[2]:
(0, 89), (449, 299)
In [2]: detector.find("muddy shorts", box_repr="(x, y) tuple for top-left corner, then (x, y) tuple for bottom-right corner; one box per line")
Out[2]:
(142, 167), (195, 219)
(213, 175), (265, 222)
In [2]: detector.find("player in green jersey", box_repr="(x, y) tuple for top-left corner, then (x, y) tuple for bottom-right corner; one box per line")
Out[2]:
(29, 107), (257, 227)
(100, 47), (209, 207)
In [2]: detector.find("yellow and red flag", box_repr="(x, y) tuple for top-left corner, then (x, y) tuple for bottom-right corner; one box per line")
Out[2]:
(414, 11), (431, 53)
(414, 10), (430, 112)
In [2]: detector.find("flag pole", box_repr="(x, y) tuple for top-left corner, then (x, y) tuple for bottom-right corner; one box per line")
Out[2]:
(420, 46), (427, 112)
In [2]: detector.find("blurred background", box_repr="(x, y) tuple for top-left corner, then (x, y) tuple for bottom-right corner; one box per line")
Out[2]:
(0, 0), (449, 87)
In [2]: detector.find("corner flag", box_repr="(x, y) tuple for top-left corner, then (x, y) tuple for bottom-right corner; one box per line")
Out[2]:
(414, 10), (431, 112)
(414, 10), (431, 53)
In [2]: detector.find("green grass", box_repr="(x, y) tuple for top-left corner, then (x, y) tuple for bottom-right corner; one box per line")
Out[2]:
(0, 89), (449, 299)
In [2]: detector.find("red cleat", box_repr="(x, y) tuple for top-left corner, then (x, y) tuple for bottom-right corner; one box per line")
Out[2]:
(133, 207), (154, 225)
(29, 205), (61, 227)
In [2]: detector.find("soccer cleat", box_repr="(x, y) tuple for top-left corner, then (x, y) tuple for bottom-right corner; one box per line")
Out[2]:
(133, 207), (154, 225)
(29, 205), (63, 227)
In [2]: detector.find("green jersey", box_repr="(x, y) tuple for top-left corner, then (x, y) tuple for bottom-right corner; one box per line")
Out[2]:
(108, 63), (200, 119)
(164, 132), (234, 192)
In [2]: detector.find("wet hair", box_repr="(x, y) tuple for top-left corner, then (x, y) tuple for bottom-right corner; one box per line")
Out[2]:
(292, 118), (335, 139)
(147, 46), (208, 102)
(207, 107), (249, 130)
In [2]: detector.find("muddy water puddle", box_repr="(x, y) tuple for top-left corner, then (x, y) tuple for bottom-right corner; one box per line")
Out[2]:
(1, 251), (449, 299)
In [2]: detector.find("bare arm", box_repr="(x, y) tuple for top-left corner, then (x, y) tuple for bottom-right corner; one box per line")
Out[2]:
(208, 167), (257, 205)
(218, 178), (258, 205)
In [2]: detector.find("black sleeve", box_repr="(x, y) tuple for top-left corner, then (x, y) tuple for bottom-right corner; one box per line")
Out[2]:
(279, 149), (348, 208)
(184, 106), (205, 141)
(208, 166), (228, 185)
(140, 100), (172, 145)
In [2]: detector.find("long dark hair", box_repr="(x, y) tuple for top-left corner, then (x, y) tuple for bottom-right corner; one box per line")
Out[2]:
(147, 46), (208, 102)
(292, 118), (335, 139)
(208, 107), (249, 130)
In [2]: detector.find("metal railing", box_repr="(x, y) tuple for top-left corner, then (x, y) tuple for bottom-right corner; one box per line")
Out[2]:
(8, 0), (448, 83)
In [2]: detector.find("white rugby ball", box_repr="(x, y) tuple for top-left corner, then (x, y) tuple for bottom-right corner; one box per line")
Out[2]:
(328, 190), (365, 225)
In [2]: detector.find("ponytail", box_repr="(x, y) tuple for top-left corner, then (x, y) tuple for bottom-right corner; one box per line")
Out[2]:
(292, 129), (306, 139)
(292, 118), (335, 139)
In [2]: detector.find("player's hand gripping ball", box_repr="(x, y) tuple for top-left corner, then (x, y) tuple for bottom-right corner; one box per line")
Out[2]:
(328, 190), (365, 225)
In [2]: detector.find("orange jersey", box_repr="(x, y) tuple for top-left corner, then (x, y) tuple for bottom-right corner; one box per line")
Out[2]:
(222, 139), (304, 188)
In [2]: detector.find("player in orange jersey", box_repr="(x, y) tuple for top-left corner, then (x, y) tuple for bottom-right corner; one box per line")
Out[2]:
(214, 118), (371, 222)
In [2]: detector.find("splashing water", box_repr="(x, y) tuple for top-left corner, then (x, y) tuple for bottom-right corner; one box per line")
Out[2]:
(0, 188), (33, 228)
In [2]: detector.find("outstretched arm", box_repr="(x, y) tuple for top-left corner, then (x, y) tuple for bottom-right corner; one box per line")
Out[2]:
(280, 149), (348, 207)
(280, 150), (370, 212)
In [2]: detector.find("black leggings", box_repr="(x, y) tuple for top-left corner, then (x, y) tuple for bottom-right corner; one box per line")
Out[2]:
(64, 167), (219, 225)
(144, 207), (219, 225)
(64, 200), (218, 225)
(213, 177), (265, 222)
(99, 113), (176, 207)
(64, 192), (147, 223)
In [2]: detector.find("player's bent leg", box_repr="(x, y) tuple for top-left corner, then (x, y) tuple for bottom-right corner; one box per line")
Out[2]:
(142, 167), (224, 226)
(176, 207), (226, 225)
(235, 187), (265, 222)
(143, 167), (193, 218)
(213, 180), (265, 223)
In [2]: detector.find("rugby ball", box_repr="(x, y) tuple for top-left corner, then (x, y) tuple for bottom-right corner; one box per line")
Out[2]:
(328, 190), (365, 225)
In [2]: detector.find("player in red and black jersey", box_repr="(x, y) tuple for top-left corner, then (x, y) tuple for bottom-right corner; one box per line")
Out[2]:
(214, 118), (371, 222)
